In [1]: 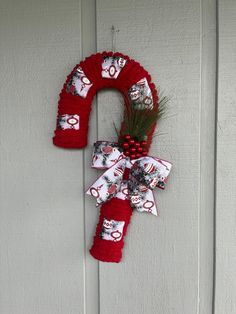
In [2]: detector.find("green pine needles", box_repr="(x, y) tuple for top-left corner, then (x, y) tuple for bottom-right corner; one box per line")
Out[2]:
(118, 93), (168, 143)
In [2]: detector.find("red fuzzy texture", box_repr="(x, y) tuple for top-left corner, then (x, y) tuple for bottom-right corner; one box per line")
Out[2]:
(53, 51), (158, 152)
(90, 198), (133, 263)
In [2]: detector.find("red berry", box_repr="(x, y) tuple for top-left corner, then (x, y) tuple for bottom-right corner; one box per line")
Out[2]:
(130, 154), (136, 159)
(129, 139), (135, 146)
(142, 151), (148, 156)
(130, 147), (136, 153)
(123, 142), (129, 149)
(137, 147), (143, 153)
(141, 140), (147, 147)
(124, 134), (131, 141)
(135, 142), (140, 148)
(124, 150), (130, 156)
(136, 153), (142, 158)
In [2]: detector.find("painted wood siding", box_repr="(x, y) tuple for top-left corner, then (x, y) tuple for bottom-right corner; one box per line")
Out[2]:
(0, 0), (235, 313)
(215, 1), (236, 314)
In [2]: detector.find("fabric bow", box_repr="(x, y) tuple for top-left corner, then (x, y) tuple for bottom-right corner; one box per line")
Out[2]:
(86, 141), (172, 216)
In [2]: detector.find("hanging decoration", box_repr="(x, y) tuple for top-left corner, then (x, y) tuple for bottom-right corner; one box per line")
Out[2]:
(53, 52), (172, 263)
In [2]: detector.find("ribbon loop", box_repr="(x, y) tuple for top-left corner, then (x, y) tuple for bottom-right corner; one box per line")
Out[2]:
(130, 157), (161, 189)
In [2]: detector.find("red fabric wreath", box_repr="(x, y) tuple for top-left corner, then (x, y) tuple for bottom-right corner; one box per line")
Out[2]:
(52, 52), (170, 263)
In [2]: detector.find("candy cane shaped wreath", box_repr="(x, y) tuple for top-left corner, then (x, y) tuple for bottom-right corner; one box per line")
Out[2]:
(53, 52), (172, 263)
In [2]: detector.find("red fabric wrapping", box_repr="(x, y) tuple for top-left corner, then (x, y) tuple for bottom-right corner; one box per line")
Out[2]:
(53, 52), (159, 262)
(90, 198), (133, 263)
(53, 103), (91, 148)
(53, 51), (158, 151)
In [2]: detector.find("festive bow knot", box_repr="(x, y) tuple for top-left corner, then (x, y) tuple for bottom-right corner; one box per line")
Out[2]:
(86, 141), (172, 216)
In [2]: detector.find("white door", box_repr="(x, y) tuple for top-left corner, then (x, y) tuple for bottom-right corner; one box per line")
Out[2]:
(0, 0), (235, 313)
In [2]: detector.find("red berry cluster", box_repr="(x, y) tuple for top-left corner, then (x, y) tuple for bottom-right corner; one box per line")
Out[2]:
(122, 135), (148, 159)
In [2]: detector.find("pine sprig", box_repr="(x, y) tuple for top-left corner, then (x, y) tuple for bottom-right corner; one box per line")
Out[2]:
(118, 93), (168, 143)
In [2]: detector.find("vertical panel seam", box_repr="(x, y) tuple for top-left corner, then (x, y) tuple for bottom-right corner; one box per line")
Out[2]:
(197, 0), (203, 314)
(198, 0), (202, 311)
(80, 0), (87, 311)
(81, 0), (99, 313)
(199, 0), (206, 311)
(199, 0), (218, 313)
(212, 0), (219, 313)
(94, 1), (101, 314)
